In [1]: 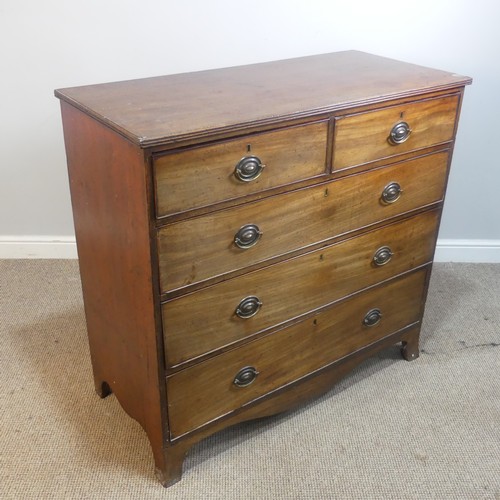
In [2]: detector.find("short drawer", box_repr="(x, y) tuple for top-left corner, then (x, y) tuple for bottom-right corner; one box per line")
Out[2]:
(166, 268), (427, 437)
(333, 94), (459, 170)
(162, 209), (439, 367)
(154, 121), (328, 217)
(158, 151), (449, 293)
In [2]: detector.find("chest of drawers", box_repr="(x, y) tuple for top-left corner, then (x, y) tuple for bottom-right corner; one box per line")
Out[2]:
(55, 51), (471, 486)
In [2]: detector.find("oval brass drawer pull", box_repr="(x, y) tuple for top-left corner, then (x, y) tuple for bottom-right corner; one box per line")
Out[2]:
(233, 366), (260, 387)
(234, 155), (265, 182)
(388, 121), (412, 145)
(373, 246), (393, 266)
(381, 182), (402, 204)
(363, 308), (382, 327)
(234, 224), (262, 249)
(235, 296), (262, 319)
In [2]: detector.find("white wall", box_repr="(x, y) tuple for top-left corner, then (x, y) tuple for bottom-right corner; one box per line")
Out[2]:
(0, 0), (498, 260)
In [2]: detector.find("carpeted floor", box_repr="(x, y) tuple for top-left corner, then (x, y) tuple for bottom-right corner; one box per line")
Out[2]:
(0, 260), (499, 499)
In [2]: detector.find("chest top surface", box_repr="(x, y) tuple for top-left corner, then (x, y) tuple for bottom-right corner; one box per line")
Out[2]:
(55, 51), (471, 147)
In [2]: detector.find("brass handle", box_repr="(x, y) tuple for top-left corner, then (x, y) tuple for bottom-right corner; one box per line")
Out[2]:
(233, 366), (259, 387)
(381, 182), (402, 204)
(373, 246), (393, 266)
(234, 224), (262, 249)
(234, 155), (265, 182)
(388, 121), (411, 145)
(363, 308), (382, 327)
(235, 296), (262, 318)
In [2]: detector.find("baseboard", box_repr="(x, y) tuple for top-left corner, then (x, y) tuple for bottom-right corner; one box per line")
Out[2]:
(433, 239), (500, 263)
(0, 236), (499, 263)
(0, 236), (78, 259)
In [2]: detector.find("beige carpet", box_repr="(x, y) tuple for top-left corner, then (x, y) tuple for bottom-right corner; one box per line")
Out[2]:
(1, 260), (499, 499)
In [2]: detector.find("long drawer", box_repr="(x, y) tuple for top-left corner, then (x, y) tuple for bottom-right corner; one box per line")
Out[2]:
(162, 209), (439, 367)
(158, 151), (449, 293)
(333, 94), (459, 170)
(166, 268), (427, 438)
(154, 121), (328, 218)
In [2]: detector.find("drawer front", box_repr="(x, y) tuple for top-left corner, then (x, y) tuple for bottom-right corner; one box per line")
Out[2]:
(333, 94), (459, 170)
(167, 268), (427, 437)
(162, 209), (439, 367)
(159, 151), (449, 292)
(154, 121), (328, 217)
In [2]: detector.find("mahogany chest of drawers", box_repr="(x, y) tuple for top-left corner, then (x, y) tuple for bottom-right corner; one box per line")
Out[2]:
(55, 51), (471, 486)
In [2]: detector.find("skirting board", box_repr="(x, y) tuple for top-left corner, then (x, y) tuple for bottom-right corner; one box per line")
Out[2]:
(0, 236), (499, 263)
(433, 239), (500, 263)
(0, 236), (78, 259)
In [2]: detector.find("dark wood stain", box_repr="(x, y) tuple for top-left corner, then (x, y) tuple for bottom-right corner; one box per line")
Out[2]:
(59, 102), (169, 471)
(55, 51), (471, 148)
(161, 210), (440, 367)
(55, 51), (471, 486)
(167, 269), (428, 437)
(154, 121), (327, 217)
(158, 151), (449, 293)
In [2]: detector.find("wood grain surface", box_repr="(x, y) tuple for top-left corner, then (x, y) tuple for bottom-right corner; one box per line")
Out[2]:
(154, 121), (327, 217)
(162, 209), (440, 367)
(170, 322), (422, 450)
(55, 51), (471, 486)
(166, 269), (427, 437)
(60, 103), (168, 472)
(55, 51), (471, 147)
(333, 94), (459, 169)
(158, 151), (449, 293)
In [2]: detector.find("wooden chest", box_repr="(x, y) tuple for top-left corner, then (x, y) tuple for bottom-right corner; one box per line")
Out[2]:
(55, 51), (471, 486)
